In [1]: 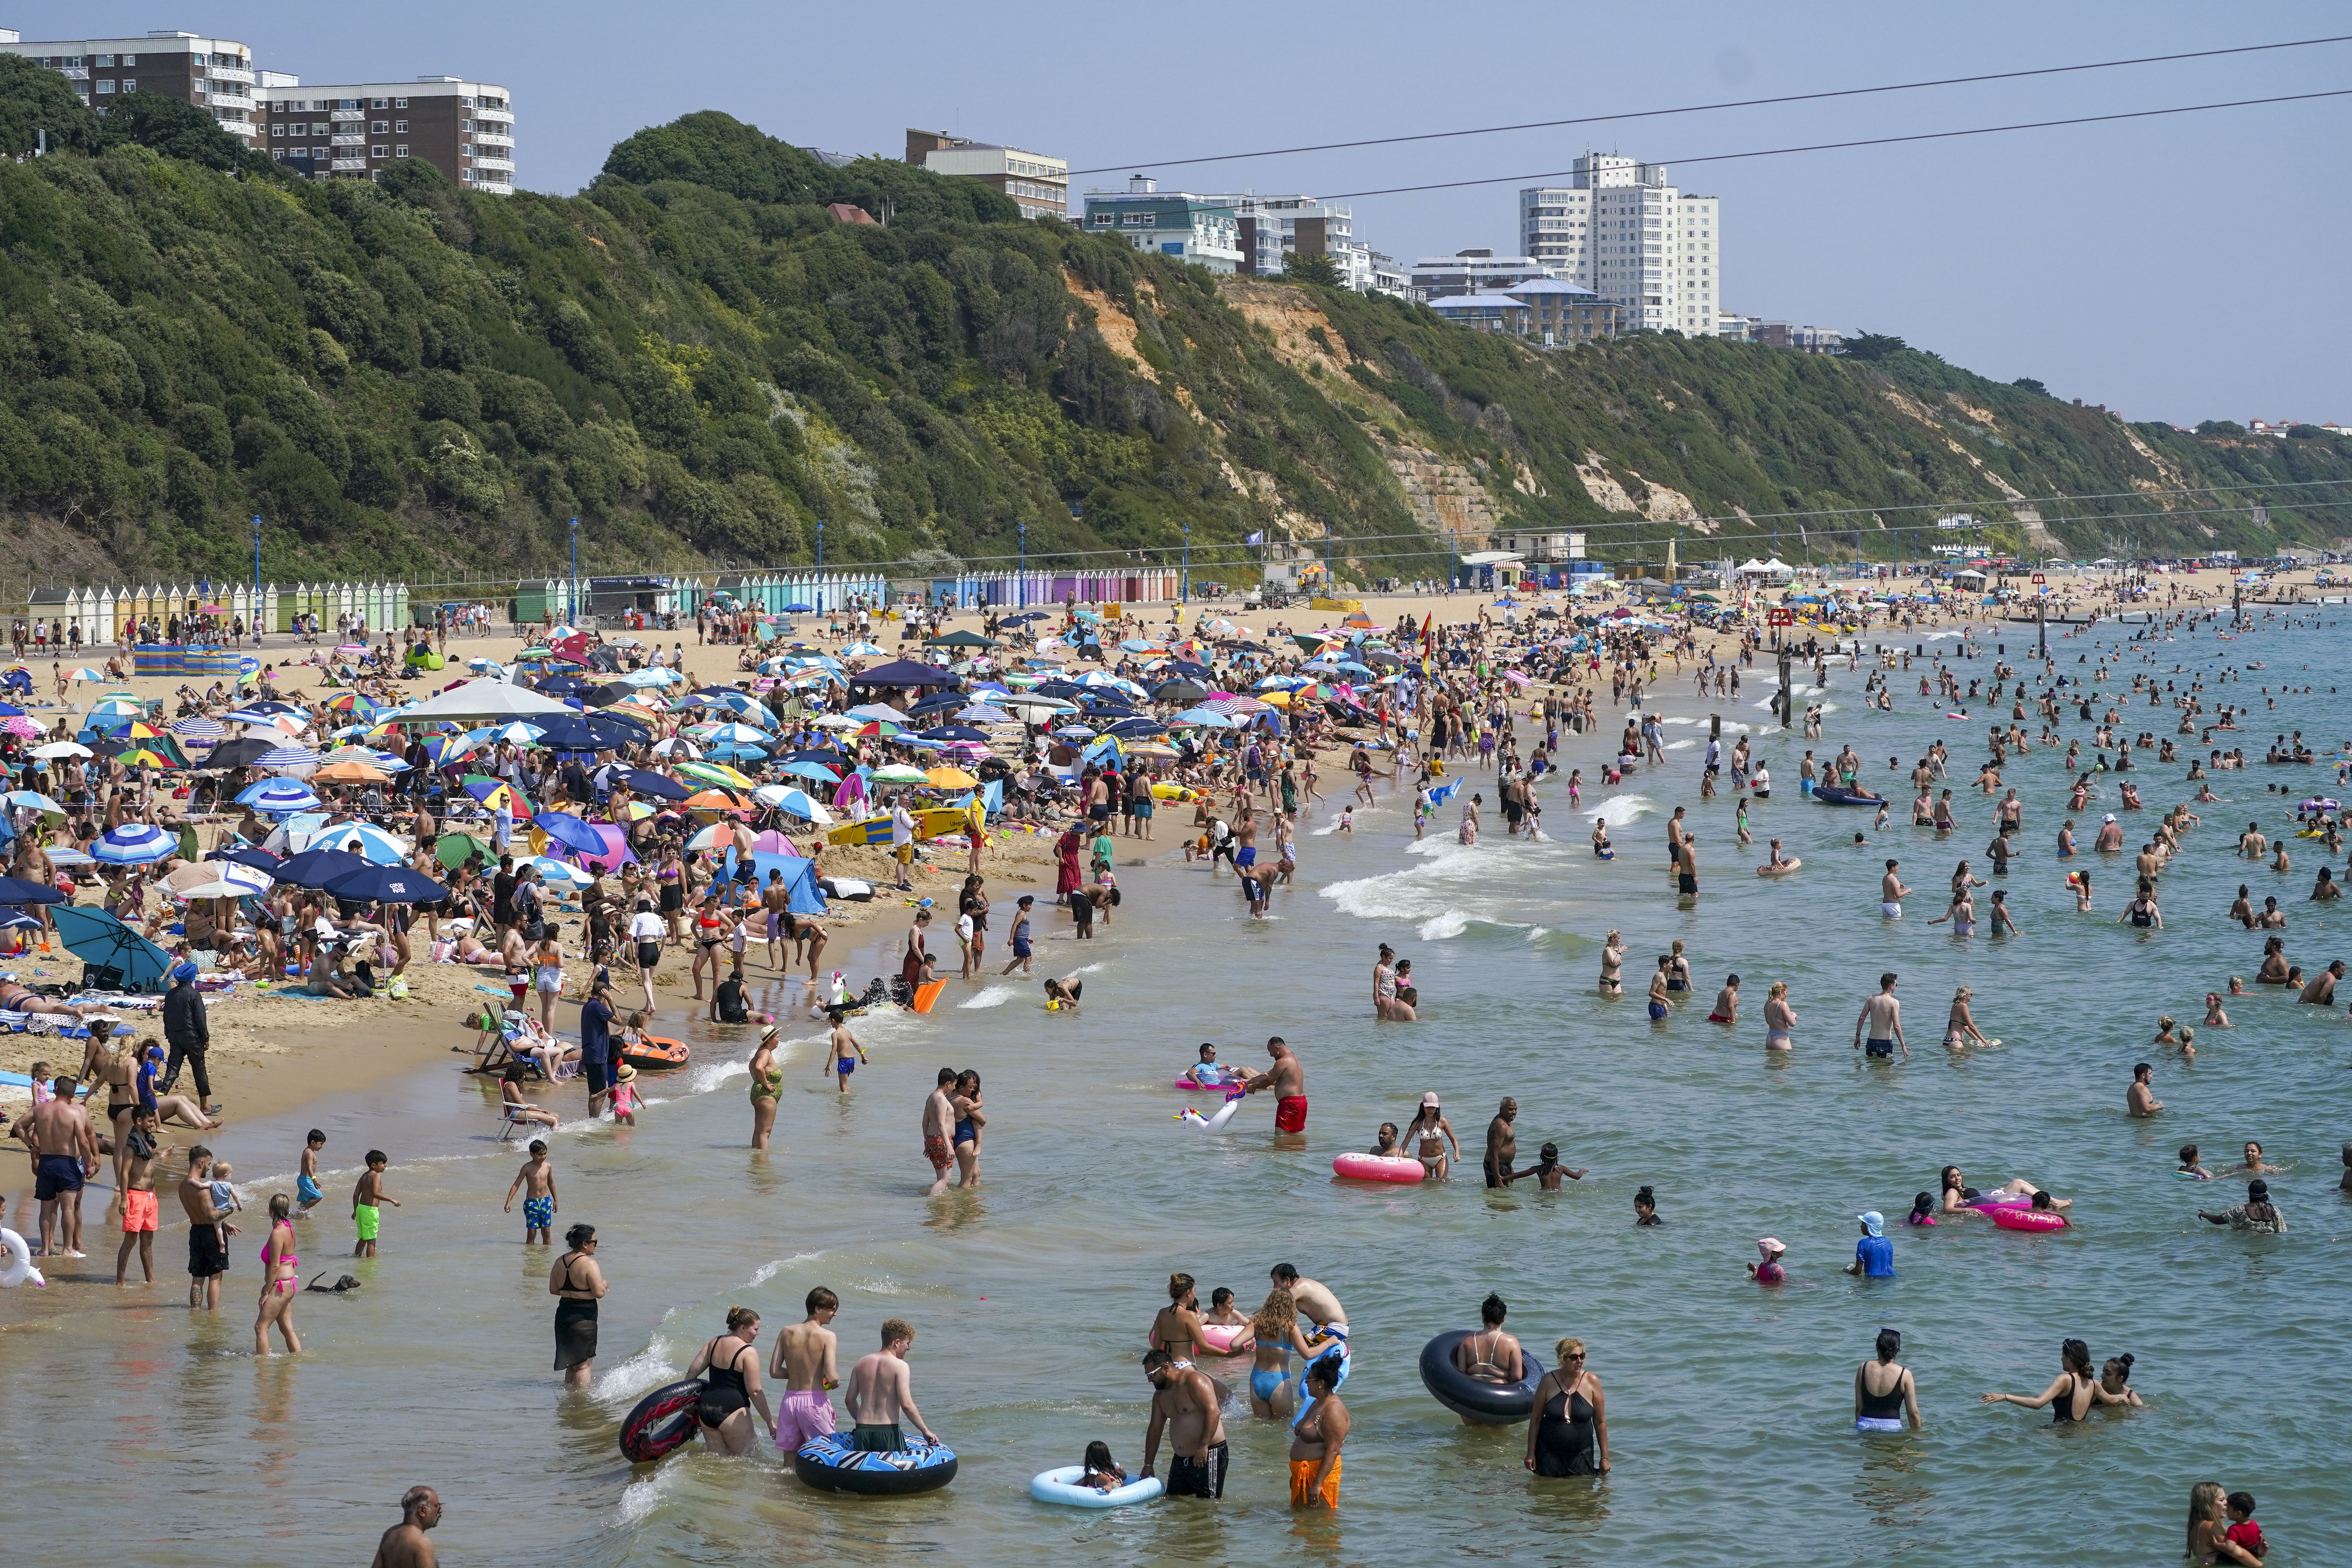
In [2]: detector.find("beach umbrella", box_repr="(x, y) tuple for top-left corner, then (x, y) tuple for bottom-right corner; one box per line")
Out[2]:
(171, 717), (227, 742)
(684, 822), (740, 853)
(611, 800), (659, 822)
(93, 823), (179, 864)
(0, 872), (64, 904)
(777, 760), (842, 784)
(870, 763), (930, 785)
(47, 904), (173, 990)
(683, 788), (747, 813)
(236, 779), (323, 814)
(699, 722), (770, 746)
(28, 740), (90, 761)
(530, 811), (611, 860)
(924, 766), (978, 789)
(419, 734), (475, 767)
(528, 857), (592, 887)
(274, 847), (373, 889)
(1169, 707), (1235, 728)
(852, 720), (906, 739)
(649, 737), (704, 758)
(0, 715), (34, 739)
(613, 768), (690, 801)
(840, 641), (887, 657)
(462, 778), (534, 817)
(109, 745), (183, 771)
(257, 744), (321, 773)
(163, 861), (273, 902)
(918, 724), (989, 742)
(311, 759), (389, 784)
(5, 790), (64, 818)
(200, 736), (275, 770)
(67, 667), (106, 682)
(751, 784), (833, 823)
(678, 761), (757, 789)
(209, 846), (283, 876)
(783, 602), (815, 613)
(322, 863), (447, 904)
(1152, 679), (1209, 704)
(307, 822), (412, 864)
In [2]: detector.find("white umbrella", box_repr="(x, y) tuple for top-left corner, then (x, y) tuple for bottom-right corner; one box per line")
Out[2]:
(30, 741), (91, 760)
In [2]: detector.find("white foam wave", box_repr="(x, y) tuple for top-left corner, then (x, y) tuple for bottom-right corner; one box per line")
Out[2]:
(618, 1470), (675, 1526)
(593, 1347), (681, 1410)
(1419, 911), (1472, 940)
(1664, 739), (1697, 750)
(1659, 715), (1696, 726)
(749, 1250), (825, 1287)
(959, 985), (1019, 1009)
(1585, 793), (1657, 826)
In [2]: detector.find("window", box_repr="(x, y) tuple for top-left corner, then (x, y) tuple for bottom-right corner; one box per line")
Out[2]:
(192, 53), (207, 66)
(272, 149), (285, 159)
(371, 145), (387, 158)
(395, 120), (407, 132)
(95, 54), (114, 67)
(371, 121), (387, 134)
(313, 123), (327, 135)
(120, 78), (134, 91)
(122, 54), (135, 65)
(271, 124), (283, 137)
(395, 97), (407, 108)
(461, 168), (475, 181)
(396, 146), (408, 158)
(96, 80), (115, 94)
(460, 119), (473, 131)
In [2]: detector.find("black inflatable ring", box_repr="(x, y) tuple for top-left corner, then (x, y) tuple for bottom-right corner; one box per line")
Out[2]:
(619, 1379), (704, 1463)
(1419, 1330), (1546, 1424)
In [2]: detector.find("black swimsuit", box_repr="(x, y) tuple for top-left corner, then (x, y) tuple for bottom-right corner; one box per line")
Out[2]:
(1534, 1379), (1599, 1475)
(697, 1338), (754, 1426)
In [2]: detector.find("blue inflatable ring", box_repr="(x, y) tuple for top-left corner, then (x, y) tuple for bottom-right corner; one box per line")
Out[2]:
(795, 1432), (958, 1495)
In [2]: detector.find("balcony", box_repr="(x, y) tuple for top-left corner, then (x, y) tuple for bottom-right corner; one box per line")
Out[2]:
(331, 109), (363, 122)
(331, 158), (368, 172)
(221, 120), (260, 138)
(208, 92), (253, 111)
(472, 157), (514, 173)
(474, 106), (513, 123)
(206, 66), (254, 85)
(331, 132), (363, 146)
(472, 132), (513, 148)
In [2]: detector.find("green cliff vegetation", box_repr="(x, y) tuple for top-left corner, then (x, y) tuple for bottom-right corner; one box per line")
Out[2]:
(0, 73), (2342, 594)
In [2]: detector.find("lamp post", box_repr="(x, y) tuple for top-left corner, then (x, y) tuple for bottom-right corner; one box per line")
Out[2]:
(567, 517), (579, 625)
(1019, 521), (1028, 610)
(815, 519), (825, 612)
(251, 514), (262, 639)
(1181, 522), (1191, 604)
(1447, 528), (1457, 595)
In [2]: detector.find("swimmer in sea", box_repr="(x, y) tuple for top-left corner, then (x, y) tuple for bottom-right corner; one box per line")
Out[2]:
(1598, 931), (1624, 996)
(1401, 1093), (1460, 1180)
(1943, 986), (1992, 1049)
(2129, 1061), (2163, 1116)
(1508, 1140), (1586, 1189)
(1853, 972), (1906, 1061)
(1763, 981), (1795, 1051)
(1707, 975), (1739, 1026)
(1647, 959), (1675, 1021)
(1243, 1285), (1320, 1421)
(1043, 975), (1083, 1011)
(1880, 860), (1910, 919)
(1940, 1166), (2063, 1216)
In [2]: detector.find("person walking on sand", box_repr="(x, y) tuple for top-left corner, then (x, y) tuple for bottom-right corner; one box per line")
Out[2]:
(1242, 1036), (1309, 1135)
(1853, 972), (1906, 1061)
(770, 1286), (842, 1467)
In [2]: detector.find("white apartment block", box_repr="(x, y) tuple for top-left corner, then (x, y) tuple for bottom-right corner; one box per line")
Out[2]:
(1196, 193), (1401, 294)
(1519, 154), (1719, 337)
(905, 130), (1066, 220)
(1408, 249), (1556, 301)
(1080, 178), (1244, 272)
(0, 28), (260, 141)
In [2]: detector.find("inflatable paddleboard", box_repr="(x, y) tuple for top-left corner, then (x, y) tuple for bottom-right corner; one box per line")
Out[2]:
(827, 808), (978, 847)
(909, 979), (946, 1014)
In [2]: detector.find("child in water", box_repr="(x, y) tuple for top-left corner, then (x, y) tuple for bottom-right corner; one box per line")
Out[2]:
(1513, 1142), (1587, 1190)
(1906, 1192), (1937, 1226)
(2177, 1144), (2213, 1180)
(1746, 1238), (1786, 1284)
(609, 1063), (641, 1127)
(296, 1129), (327, 1217)
(1079, 1439), (1128, 1493)
(1202, 1286), (1249, 1331)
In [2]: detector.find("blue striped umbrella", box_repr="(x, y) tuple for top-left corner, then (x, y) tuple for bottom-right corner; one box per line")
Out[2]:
(171, 716), (227, 741)
(236, 779), (322, 814)
(256, 745), (321, 772)
(93, 823), (179, 864)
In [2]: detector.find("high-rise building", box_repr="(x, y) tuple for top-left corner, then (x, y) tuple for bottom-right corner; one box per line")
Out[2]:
(906, 129), (1066, 220)
(257, 77), (513, 194)
(0, 28), (259, 143)
(1519, 155), (1719, 336)
(1080, 177), (1243, 271)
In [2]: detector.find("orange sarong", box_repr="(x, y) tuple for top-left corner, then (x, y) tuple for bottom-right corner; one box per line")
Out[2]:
(1288, 1455), (1340, 1509)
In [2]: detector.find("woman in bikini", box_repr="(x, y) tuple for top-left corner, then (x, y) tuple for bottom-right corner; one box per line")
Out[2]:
(254, 1192), (301, 1355)
(1401, 1093), (1460, 1179)
(684, 1305), (776, 1456)
(746, 1025), (782, 1151)
(1981, 1338), (2117, 1423)
(1244, 1286), (1321, 1421)
(1149, 1272), (1212, 1367)
(1598, 931), (1624, 995)
(1289, 1356), (1350, 1509)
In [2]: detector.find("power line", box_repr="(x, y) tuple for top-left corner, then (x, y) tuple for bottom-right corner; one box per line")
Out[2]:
(1068, 34), (2352, 178)
(1319, 88), (2352, 200)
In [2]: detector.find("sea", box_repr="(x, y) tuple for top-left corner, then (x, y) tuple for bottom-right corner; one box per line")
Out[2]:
(4, 606), (2348, 1567)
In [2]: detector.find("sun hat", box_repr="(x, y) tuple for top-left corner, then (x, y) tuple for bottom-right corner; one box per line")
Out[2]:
(1858, 1211), (1886, 1237)
(1758, 1238), (1785, 1258)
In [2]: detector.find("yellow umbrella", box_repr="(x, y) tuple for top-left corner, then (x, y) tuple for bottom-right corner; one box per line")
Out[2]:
(925, 766), (979, 789)
(1258, 688), (1295, 707)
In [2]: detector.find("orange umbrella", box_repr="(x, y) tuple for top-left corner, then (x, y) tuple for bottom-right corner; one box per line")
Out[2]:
(683, 788), (745, 811)
(312, 759), (389, 782)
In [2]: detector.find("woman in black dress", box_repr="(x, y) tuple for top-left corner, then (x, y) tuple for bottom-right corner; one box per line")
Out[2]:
(1524, 1336), (1608, 1475)
(550, 1223), (605, 1389)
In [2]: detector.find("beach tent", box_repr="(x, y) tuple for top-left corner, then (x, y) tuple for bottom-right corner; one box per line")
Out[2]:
(383, 680), (575, 724)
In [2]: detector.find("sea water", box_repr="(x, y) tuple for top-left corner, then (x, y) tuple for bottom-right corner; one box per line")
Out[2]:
(4, 612), (2350, 1566)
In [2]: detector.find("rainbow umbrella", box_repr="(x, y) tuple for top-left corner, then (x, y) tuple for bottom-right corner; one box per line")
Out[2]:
(114, 746), (183, 770)
(462, 776), (535, 818)
(677, 761), (756, 790)
(611, 800), (659, 822)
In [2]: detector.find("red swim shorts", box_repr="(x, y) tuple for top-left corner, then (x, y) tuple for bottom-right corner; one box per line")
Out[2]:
(1275, 1096), (1308, 1134)
(122, 1188), (159, 1233)
(924, 1134), (953, 1173)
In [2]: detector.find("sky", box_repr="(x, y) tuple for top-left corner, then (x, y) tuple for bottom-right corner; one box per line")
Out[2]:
(16, 0), (2348, 425)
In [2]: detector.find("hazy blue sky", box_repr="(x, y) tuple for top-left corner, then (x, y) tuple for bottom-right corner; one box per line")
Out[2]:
(20, 0), (2346, 423)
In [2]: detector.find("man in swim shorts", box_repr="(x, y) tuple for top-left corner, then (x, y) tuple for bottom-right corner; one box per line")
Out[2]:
(1483, 1098), (1521, 1189)
(845, 1318), (935, 1451)
(770, 1287), (842, 1467)
(178, 1144), (235, 1308)
(1853, 972), (1906, 1060)
(923, 1068), (958, 1195)
(1880, 860), (1909, 919)
(1245, 1037), (1307, 1133)
(1142, 1347), (1229, 1498)
(28, 1074), (98, 1258)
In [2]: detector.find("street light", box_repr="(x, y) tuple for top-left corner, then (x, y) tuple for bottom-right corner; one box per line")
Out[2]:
(816, 519), (825, 612)
(1447, 528), (1457, 594)
(1019, 521), (1028, 609)
(567, 517), (579, 625)
(1181, 522), (1191, 604)
(251, 515), (262, 640)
